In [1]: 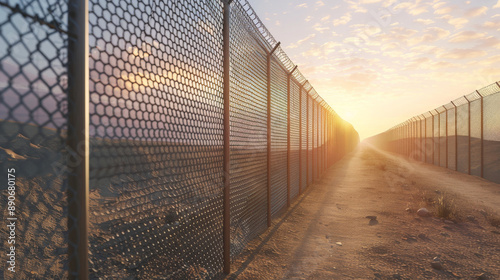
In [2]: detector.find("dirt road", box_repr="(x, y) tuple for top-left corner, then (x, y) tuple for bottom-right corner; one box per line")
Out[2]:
(226, 143), (500, 280)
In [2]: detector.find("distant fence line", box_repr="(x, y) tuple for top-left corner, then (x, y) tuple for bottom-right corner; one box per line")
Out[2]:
(0, 0), (359, 279)
(369, 81), (500, 184)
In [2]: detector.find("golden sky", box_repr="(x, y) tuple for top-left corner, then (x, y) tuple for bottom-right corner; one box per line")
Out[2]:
(251, 0), (500, 139)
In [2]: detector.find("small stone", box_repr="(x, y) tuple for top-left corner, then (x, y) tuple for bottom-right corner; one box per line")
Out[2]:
(444, 220), (454, 224)
(366, 215), (377, 220)
(418, 233), (429, 240)
(479, 209), (487, 216)
(467, 215), (476, 222)
(440, 232), (450, 237)
(417, 208), (430, 217)
(336, 242), (343, 246)
(405, 208), (412, 213)
(393, 273), (401, 279)
(431, 261), (443, 270)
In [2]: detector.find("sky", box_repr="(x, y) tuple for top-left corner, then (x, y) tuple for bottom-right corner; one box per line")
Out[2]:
(249, 0), (500, 140)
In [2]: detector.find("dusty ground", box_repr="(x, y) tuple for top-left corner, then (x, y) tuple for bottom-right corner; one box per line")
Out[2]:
(226, 143), (500, 280)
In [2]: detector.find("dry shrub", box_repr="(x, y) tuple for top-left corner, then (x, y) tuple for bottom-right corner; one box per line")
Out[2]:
(436, 195), (455, 219)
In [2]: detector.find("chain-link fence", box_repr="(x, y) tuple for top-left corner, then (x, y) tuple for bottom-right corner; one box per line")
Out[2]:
(369, 81), (500, 185)
(1, 0), (359, 278)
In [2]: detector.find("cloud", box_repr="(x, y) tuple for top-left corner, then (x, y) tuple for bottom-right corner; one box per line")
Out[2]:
(315, 1), (325, 7)
(313, 23), (330, 33)
(441, 15), (469, 29)
(321, 15), (330, 22)
(332, 13), (352, 26)
(414, 18), (435, 25)
(448, 31), (485, 43)
(375, 26), (419, 43)
(344, 0), (367, 13)
(494, 1), (500, 9)
(300, 41), (341, 58)
(464, 6), (488, 17)
(438, 49), (487, 59)
(394, 1), (430, 15)
(409, 27), (450, 45)
(475, 36), (500, 49)
(305, 16), (313, 22)
(296, 3), (308, 8)
(434, 6), (454, 15)
(297, 34), (316, 45)
(410, 45), (443, 56)
(479, 19), (500, 30)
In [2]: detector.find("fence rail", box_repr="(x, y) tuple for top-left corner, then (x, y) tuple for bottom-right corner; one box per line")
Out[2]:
(369, 81), (500, 185)
(0, 0), (359, 278)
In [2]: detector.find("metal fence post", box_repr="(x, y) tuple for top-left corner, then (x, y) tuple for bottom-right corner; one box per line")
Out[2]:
(451, 101), (458, 171)
(477, 90), (483, 178)
(435, 109), (440, 166)
(67, 0), (89, 278)
(443, 106), (448, 169)
(287, 66), (297, 208)
(222, 0), (232, 274)
(464, 96), (471, 175)
(267, 42), (280, 228)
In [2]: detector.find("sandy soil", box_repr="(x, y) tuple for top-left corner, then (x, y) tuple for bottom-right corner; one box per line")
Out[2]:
(226, 143), (500, 280)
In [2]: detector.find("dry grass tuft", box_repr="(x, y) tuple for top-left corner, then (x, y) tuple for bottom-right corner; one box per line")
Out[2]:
(435, 195), (456, 220)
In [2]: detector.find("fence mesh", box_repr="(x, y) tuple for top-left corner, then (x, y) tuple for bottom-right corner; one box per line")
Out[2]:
(0, 1), (69, 278)
(87, 0), (225, 278)
(370, 81), (500, 185)
(290, 80), (300, 199)
(300, 88), (307, 190)
(1, 0), (360, 278)
(270, 57), (287, 217)
(229, 0), (268, 261)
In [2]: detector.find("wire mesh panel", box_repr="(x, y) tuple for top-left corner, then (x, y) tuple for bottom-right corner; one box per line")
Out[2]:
(439, 112), (446, 167)
(87, 0), (225, 278)
(419, 119), (425, 162)
(308, 96), (313, 185)
(447, 108), (457, 170)
(300, 89), (307, 189)
(228, 0), (268, 260)
(425, 116), (432, 164)
(456, 104), (469, 174)
(317, 105), (322, 176)
(312, 102), (317, 181)
(270, 58), (287, 217)
(290, 80), (300, 200)
(483, 92), (500, 183)
(433, 114), (439, 165)
(470, 99), (481, 177)
(0, 1), (69, 278)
